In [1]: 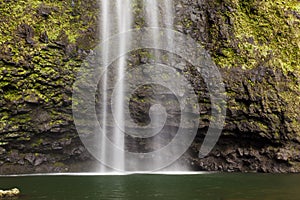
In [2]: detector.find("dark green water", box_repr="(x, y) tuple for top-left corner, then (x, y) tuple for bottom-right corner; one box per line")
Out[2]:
(0, 173), (300, 200)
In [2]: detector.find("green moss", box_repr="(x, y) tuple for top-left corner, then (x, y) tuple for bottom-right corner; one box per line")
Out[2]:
(0, 142), (9, 146)
(0, 0), (98, 152)
(17, 136), (31, 141)
(132, 0), (145, 29)
(31, 138), (44, 147)
(1, 1), (90, 43)
(210, 0), (300, 140)
(183, 17), (193, 28)
(3, 90), (22, 102)
(214, 0), (300, 73)
(53, 162), (65, 167)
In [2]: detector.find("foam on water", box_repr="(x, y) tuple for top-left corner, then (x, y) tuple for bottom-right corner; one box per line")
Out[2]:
(0, 171), (212, 177)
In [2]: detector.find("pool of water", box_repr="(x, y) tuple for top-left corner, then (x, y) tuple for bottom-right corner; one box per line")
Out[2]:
(0, 173), (299, 200)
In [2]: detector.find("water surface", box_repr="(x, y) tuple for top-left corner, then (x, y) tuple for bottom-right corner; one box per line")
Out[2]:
(0, 173), (299, 200)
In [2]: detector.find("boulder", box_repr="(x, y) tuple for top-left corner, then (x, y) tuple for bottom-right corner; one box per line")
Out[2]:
(0, 188), (20, 198)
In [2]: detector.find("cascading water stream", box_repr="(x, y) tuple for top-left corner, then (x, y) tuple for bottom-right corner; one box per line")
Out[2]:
(97, 0), (188, 172)
(143, 0), (183, 171)
(144, 0), (163, 169)
(113, 0), (133, 172)
(99, 0), (109, 172)
(100, 0), (132, 172)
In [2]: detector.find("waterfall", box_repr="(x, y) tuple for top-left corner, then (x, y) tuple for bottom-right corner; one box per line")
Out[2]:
(100, 0), (133, 172)
(99, 0), (109, 172)
(97, 0), (187, 172)
(73, 0), (226, 174)
(142, 0), (182, 171)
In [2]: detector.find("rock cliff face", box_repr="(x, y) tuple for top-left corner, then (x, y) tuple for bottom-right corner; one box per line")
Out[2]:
(177, 0), (300, 172)
(0, 0), (299, 173)
(0, 0), (99, 173)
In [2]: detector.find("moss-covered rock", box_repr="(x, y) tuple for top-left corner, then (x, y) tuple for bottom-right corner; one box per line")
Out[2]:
(177, 0), (300, 172)
(0, 0), (99, 173)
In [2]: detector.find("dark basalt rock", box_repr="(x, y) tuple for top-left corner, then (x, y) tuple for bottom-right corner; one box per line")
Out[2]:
(17, 23), (35, 45)
(39, 31), (49, 43)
